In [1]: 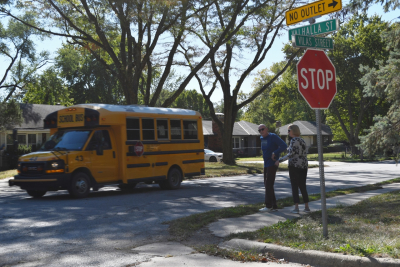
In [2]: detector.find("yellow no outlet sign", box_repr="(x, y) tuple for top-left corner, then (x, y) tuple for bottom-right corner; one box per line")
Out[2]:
(286, 0), (342, 26)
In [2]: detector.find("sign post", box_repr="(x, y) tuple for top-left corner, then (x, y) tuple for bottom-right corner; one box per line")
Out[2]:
(297, 49), (337, 237)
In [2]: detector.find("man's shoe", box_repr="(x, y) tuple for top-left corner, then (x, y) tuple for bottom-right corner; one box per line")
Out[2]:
(259, 207), (269, 212)
(291, 208), (299, 214)
(303, 207), (311, 212)
(269, 208), (278, 212)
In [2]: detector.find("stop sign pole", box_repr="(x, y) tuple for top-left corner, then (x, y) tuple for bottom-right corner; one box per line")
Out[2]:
(297, 49), (337, 238)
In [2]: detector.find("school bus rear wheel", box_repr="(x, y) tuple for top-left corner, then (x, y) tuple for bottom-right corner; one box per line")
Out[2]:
(69, 172), (91, 198)
(163, 167), (182, 190)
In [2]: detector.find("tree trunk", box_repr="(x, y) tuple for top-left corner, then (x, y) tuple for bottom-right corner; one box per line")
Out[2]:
(221, 97), (237, 165)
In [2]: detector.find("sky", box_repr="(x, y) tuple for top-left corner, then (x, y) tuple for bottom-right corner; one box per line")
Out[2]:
(2, 1), (400, 104)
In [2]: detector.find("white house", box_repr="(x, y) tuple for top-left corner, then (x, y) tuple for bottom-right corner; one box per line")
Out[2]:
(277, 120), (333, 148)
(0, 104), (65, 152)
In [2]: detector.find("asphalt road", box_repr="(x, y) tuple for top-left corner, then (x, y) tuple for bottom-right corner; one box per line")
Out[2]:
(0, 161), (399, 266)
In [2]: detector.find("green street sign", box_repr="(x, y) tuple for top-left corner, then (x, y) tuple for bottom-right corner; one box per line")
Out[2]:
(292, 35), (334, 50)
(288, 19), (339, 41)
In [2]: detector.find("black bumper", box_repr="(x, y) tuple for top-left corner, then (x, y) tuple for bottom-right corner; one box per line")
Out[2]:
(9, 173), (73, 191)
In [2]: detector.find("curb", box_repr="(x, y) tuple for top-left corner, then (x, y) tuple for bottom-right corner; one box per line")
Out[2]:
(219, 239), (400, 267)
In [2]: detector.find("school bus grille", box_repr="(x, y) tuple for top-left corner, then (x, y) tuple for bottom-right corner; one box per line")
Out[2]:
(19, 163), (46, 176)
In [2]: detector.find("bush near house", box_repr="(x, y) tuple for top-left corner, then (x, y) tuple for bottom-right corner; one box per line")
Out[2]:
(2, 144), (32, 170)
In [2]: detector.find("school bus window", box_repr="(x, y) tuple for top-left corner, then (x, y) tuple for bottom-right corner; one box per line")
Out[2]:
(183, 120), (198, 139)
(157, 119), (169, 139)
(142, 118), (155, 140)
(170, 120), (182, 140)
(127, 118), (140, 140)
(86, 130), (112, 150)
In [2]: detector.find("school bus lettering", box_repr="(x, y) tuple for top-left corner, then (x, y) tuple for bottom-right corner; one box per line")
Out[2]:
(58, 113), (84, 124)
(75, 114), (84, 122)
(59, 115), (74, 123)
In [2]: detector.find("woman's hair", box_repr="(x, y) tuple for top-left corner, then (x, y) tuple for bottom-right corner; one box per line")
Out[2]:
(289, 124), (300, 136)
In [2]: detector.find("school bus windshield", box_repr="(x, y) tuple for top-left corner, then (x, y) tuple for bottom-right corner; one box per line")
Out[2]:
(40, 130), (91, 151)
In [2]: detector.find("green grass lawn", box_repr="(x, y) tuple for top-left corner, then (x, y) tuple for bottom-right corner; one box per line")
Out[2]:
(167, 178), (400, 241)
(0, 169), (17, 180)
(230, 190), (400, 259)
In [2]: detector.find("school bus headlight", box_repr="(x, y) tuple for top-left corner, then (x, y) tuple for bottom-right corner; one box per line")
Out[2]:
(46, 160), (65, 173)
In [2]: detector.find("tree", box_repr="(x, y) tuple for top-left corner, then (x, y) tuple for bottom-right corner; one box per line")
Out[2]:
(348, 0), (399, 13)
(0, 99), (23, 132)
(245, 60), (315, 128)
(325, 15), (390, 154)
(55, 44), (123, 104)
(22, 67), (73, 106)
(182, 0), (299, 164)
(359, 21), (400, 160)
(0, 14), (49, 102)
(0, 13), (48, 131)
(170, 89), (211, 118)
(3, 0), (273, 108)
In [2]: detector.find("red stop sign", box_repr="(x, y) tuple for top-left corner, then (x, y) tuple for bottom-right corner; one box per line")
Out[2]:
(297, 49), (337, 109)
(134, 141), (144, 156)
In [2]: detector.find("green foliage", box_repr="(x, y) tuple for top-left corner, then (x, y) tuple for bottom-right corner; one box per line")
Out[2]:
(0, 100), (23, 132)
(244, 60), (314, 128)
(326, 14), (391, 150)
(23, 67), (73, 106)
(0, 13), (49, 102)
(359, 22), (400, 161)
(347, 0), (400, 13)
(55, 45), (123, 104)
(169, 89), (211, 118)
(17, 144), (31, 155)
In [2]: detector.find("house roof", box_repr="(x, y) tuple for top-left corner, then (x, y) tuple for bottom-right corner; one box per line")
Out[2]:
(203, 120), (260, 136)
(13, 104), (66, 130)
(277, 121), (332, 136)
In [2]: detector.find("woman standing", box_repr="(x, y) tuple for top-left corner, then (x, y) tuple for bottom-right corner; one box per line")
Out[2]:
(275, 124), (310, 214)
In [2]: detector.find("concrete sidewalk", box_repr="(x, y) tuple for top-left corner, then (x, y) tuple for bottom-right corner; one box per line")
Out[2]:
(211, 183), (400, 267)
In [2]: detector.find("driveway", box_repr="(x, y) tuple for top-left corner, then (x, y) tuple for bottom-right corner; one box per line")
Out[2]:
(0, 161), (399, 266)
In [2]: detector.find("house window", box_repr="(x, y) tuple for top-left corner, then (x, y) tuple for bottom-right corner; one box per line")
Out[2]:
(28, 134), (36, 147)
(6, 134), (13, 151)
(18, 135), (26, 144)
(42, 133), (50, 144)
(232, 137), (240, 148)
(6, 134), (27, 151)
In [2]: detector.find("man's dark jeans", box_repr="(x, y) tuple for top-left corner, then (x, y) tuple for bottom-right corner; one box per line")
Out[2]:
(264, 166), (278, 209)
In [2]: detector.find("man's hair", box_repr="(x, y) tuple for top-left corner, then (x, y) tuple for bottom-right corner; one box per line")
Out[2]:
(289, 124), (300, 136)
(258, 124), (267, 129)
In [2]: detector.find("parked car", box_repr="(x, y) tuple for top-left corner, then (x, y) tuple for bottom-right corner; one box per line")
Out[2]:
(204, 149), (223, 162)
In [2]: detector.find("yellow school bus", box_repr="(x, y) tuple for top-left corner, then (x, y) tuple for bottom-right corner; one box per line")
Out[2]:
(9, 104), (205, 198)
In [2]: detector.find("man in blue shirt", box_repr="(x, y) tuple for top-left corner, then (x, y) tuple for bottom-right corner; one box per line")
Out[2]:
(258, 124), (287, 212)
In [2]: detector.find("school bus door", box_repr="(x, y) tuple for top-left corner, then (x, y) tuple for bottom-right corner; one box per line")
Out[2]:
(86, 129), (118, 183)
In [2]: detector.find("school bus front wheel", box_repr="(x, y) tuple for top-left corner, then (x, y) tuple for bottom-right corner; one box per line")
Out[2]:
(69, 172), (91, 198)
